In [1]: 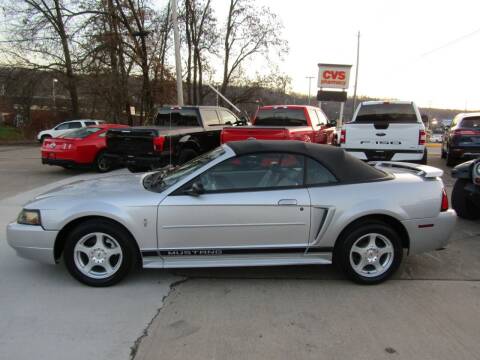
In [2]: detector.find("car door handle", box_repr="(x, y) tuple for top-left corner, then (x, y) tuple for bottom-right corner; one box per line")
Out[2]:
(278, 199), (298, 206)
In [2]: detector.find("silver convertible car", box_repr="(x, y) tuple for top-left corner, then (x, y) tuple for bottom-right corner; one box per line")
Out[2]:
(7, 140), (456, 286)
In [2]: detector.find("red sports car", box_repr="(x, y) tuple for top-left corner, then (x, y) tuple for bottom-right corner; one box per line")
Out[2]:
(41, 124), (129, 172)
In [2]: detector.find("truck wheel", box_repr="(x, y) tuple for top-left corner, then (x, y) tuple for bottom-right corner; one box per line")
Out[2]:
(334, 220), (403, 284)
(446, 150), (457, 167)
(95, 152), (113, 173)
(420, 149), (428, 164)
(178, 148), (198, 164)
(441, 146), (446, 159)
(452, 179), (480, 220)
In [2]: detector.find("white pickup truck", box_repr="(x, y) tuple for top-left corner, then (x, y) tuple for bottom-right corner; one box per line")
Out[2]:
(340, 101), (427, 163)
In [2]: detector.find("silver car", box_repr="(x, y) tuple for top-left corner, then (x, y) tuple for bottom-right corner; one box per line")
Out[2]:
(7, 140), (456, 286)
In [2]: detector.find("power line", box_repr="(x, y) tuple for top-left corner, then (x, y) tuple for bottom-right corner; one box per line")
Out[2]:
(420, 26), (480, 57)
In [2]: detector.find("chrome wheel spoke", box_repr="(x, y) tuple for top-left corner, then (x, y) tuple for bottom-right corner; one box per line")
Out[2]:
(76, 244), (91, 255)
(83, 261), (94, 273)
(367, 234), (377, 248)
(102, 262), (113, 274)
(351, 245), (366, 255)
(353, 257), (367, 272)
(106, 247), (122, 257)
(378, 244), (393, 257)
(94, 233), (105, 249)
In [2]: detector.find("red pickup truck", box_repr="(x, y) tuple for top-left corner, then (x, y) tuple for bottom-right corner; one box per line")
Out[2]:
(221, 105), (337, 145)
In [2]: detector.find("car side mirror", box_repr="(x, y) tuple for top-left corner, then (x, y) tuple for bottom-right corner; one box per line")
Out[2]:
(185, 182), (204, 196)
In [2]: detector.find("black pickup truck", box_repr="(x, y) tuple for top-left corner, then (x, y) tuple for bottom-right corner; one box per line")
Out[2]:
(106, 106), (242, 172)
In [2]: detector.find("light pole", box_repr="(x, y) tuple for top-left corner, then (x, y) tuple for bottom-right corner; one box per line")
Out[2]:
(170, 0), (184, 106)
(52, 78), (58, 116)
(305, 76), (315, 105)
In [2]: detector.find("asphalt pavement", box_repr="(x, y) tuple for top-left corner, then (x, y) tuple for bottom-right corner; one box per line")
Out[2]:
(0, 144), (479, 360)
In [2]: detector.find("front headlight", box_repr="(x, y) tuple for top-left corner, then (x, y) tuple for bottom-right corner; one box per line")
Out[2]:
(17, 209), (42, 226)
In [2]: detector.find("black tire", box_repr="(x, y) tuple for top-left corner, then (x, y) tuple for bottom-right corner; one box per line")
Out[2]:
(40, 135), (51, 143)
(452, 179), (480, 220)
(419, 149), (428, 164)
(127, 165), (150, 173)
(64, 219), (137, 286)
(334, 220), (403, 284)
(178, 148), (199, 165)
(446, 150), (457, 167)
(95, 151), (113, 173)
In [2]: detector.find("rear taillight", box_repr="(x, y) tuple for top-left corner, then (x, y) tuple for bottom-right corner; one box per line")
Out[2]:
(340, 129), (346, 144)
(441, 188), (449, 212)
(419, 130), (426, 145)
(453, 129), (479, 136)
(153, 136), (165, 152)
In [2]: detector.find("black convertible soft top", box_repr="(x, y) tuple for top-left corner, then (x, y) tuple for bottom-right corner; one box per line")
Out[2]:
(226, 140), (389, 183)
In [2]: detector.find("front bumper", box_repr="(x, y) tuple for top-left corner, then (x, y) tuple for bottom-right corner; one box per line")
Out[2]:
(402, 209), (457, 255)
(6, 222), (58, 264)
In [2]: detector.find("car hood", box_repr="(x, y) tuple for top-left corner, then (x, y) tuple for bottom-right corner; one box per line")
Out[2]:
(34, 174), (145, 200)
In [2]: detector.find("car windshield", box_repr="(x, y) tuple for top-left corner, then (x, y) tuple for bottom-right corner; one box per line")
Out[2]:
(355, 104), (418, 123)
(254, 108), (307, 126)
(144, 146), (226, 192)
(59, 127), (101, 138)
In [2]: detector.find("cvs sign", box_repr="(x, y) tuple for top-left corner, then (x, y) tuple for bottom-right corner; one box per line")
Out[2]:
(318, 63), (352, 89)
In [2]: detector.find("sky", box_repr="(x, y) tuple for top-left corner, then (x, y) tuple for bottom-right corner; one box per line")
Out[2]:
(157, 0), (480, 110)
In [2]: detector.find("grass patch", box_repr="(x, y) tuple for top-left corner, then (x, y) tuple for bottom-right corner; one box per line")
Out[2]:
(0, 127), (25, 141)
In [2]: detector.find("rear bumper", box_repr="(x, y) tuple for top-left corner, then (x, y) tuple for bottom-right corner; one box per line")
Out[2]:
(344, 149), (424, 162)
(104, 152), (170, 169)
(449, 146), (480, 159)
(6, 222), (58, 264)
(402, 209), (457, 255)
(42, 158), (82, 168)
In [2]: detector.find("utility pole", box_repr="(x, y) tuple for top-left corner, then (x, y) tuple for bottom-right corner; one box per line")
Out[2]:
(170, 0), (184, 105)
(352, 31), (360, 116)
(52, 78), (58, 118)
(306, 76), (315, 105)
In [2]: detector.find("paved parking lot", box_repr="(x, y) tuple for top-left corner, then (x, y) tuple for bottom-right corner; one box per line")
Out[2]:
(1, 145), (479, 360)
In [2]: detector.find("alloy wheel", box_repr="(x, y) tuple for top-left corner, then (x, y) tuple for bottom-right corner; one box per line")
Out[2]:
(349, 233), (394, 278)
(73, 232), (123, 279)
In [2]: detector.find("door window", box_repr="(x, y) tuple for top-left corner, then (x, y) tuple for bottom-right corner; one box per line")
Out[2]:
(84, 121), (96, 126)
(305, 158), (337, 185)
(202, 110), (221, 126)
(55, 123), (69, 130)
(219, 110), (238, 125)
(68, 122), (82, 129)
(195, 153), (305, 192)
(315, 110), (328, 125)
(308, 109), (320, 127)
(155, 109), (200, 126)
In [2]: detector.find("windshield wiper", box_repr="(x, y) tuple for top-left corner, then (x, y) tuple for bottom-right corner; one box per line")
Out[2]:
(146, 164), (177, 188)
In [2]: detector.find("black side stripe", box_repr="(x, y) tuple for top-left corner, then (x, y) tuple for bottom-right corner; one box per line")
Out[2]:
(141, 247), (333, 257)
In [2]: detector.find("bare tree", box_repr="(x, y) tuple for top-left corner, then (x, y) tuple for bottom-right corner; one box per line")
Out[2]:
(221, 0), (288, 96)
(0, 0), (96, 117)
(182, 0), (218, 105)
